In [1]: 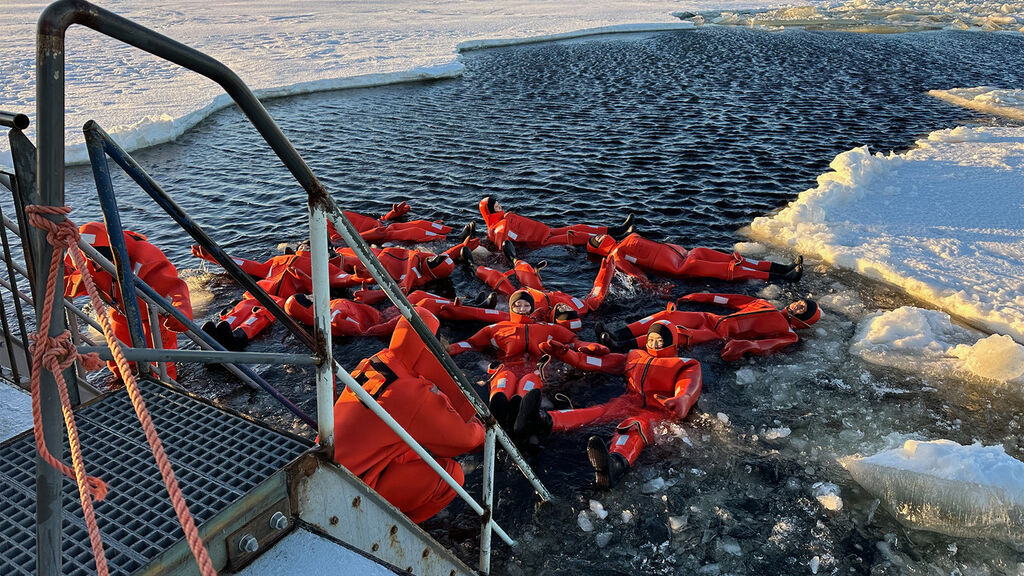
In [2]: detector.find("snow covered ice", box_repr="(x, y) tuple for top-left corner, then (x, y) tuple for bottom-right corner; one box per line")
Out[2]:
(841, 439), (1024, 543)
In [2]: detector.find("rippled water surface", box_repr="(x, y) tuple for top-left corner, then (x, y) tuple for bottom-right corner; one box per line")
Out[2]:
(54, 27), (1024, 575)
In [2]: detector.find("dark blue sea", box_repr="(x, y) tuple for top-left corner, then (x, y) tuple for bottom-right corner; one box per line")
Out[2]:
(53, 27), (1024, 575)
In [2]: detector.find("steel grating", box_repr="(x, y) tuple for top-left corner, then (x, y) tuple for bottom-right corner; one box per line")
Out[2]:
(0, 378), (311, 575)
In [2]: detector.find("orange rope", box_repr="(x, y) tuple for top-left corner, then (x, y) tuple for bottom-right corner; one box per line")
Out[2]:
(26, 206), (216, 576)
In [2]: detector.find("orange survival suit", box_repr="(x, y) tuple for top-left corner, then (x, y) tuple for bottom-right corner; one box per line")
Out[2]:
(284, 293), (398, 337)
(333, 308), (483, 523)
(474, 255), (617, 320)
(328, 202), (453, 245)
(478, 196), (613, 248)
(64, 222), (193, 380)
(449, 290), (601, 427)
(602, 293), (822, 361)
(586, 233), (800, 283)
(526, 321), (702, 489)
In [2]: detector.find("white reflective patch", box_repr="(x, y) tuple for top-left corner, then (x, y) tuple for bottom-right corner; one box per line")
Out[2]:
(570, 320), (582, 330)
(495, 378), (507, 388)
(713, 296), (729, 305)
(80, 233), (96, 245)
(426, 231), (438, 236)
(641, 316), (653, 323)
(399, 274), (407, 280)
(522, 382), (535, 391)
(432, 222), (443, 230)
(615, 436), (629, 446)
(232, 258), (244, 265)
(486, 309), (499, 314)
(681, 357), (693, 363)
(225, 316), (236, 323)
(245, 317), (257, 325)
(331, 310), (343, 319)
(508, 230), (518, 240)
(346, 317), (358, 324)
(413, 268), (422, 278)
(586, 356), (601, 366)
(133, 262), (143, 274)
(444, 256), (453, 265)
(490, 338), (498, 348)
(571, 297), (583, 307)
(458, 342), (471, 348)
(625, 255), (637, 263)
(434, 299), (447, 304)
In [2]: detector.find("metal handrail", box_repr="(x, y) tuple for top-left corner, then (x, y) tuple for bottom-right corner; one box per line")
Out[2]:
(35, 1), (552, 573)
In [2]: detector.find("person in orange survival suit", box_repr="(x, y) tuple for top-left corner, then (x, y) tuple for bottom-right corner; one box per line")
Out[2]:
(515, 321), (702, 489)
(448, 290), (605, 429)
(283, 293), (400, 337)
(585, 233), (803, 284)
(328, 202), (459, 245)
(341, 230), (479, 295)
(64, 222), (193, 381)
(478, 196), (635, 254)
(190, 244), (358, 291)
(597, 293), (822, 361)
(333, 307), (484, 523)
(473, 255), (617, 320)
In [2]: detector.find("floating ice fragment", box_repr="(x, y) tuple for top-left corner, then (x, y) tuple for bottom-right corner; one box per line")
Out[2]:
(717, 412), (730, 424)
(810, 555), (820, 574)
(596, 532), (613, 548)
(642, 477), (666, 494)
(764, 426), (791, 440)
(589, 500), (608, 519)
(717, 536), (742, 556)
(669, 515), (686, 532)
(812, 481), (844, 511)
(577, 510), (594, 532)
(841, 439), (1024, 542)
(735, 367), (757, 385)
(620, 510), (634, 523)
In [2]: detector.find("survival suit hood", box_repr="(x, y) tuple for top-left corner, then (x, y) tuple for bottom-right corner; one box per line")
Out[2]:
(508, 290), (535, 323)
(478, 196), (504, 229)
(389, 307), (475, 420)
(786, 299), (821, 329)
(424, 253), (455, 279)
(551, 305), (582, 332)
(586, 234), (616, 258)
(646, 320), (678, 358)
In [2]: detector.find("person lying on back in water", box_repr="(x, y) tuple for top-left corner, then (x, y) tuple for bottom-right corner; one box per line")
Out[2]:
(585, 232), (803, 284)
(514, 322), (702, 489)
(597, 293), (822, 361)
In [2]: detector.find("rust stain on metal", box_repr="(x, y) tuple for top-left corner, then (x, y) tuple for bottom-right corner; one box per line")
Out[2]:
(329, 515), (339, 526)
(421, 548), (430, 559)
(351, 496), (361, 508)
(371, 543), (379, 552)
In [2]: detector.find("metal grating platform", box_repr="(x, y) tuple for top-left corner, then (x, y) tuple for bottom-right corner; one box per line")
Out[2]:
(0, 378), (311, 575)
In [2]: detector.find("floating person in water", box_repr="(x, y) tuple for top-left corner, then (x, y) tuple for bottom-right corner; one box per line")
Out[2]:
(65, 222), (193, 381)
(333, 308), (483, 523)
(472, 254), (617, 320)
(516, 321), (703, 489)
(328, 201), (455, 245)
(478, 196), (635, 256)
(283, 293), (400, 337)
(597, 293), (822, 361)
(586, 233), (803, 284)
(448, 290), (605, 428)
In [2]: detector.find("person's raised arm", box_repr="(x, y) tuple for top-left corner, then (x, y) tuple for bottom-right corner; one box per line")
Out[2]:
(539, 340), (625, 374)
(653, 359), (702, 418)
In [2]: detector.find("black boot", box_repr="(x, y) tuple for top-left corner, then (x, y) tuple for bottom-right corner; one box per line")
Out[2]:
(587, 436), (630, 490)
(607, 213), (636, 240)
(458, 245), (476, 269)
(227, 328), (249, 351)
(596, 323), (634, 352)
(458, 221), (476, 244)
(513, 388), (552, 442)
(501, 240), (517, 264)
(769, 263), (803, 282)
(489, 393), (510, 429)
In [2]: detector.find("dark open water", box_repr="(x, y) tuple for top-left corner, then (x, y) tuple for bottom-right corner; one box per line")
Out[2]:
(55, 27), (1024, 575)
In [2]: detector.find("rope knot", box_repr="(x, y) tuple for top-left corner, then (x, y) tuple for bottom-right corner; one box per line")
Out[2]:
(25, 205), (80, 251)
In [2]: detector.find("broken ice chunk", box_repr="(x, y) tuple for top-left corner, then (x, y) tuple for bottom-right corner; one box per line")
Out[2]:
(812, 481), (844, 511)
(589, 499), (608, 519)
(641, 477), (666, 494)
(577, 510), (594, 532)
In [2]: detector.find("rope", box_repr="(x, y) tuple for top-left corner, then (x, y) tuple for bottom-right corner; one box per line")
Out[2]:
(26, 206), (216, 576)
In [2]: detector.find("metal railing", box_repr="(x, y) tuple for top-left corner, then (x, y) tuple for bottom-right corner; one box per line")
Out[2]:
(31, 1), (553, 574)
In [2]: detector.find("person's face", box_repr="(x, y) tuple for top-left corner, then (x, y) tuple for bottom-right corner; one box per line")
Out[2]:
(786, 300), (808, 316)
(646, 332), (665, 350)
(511, 298), (532, 315)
